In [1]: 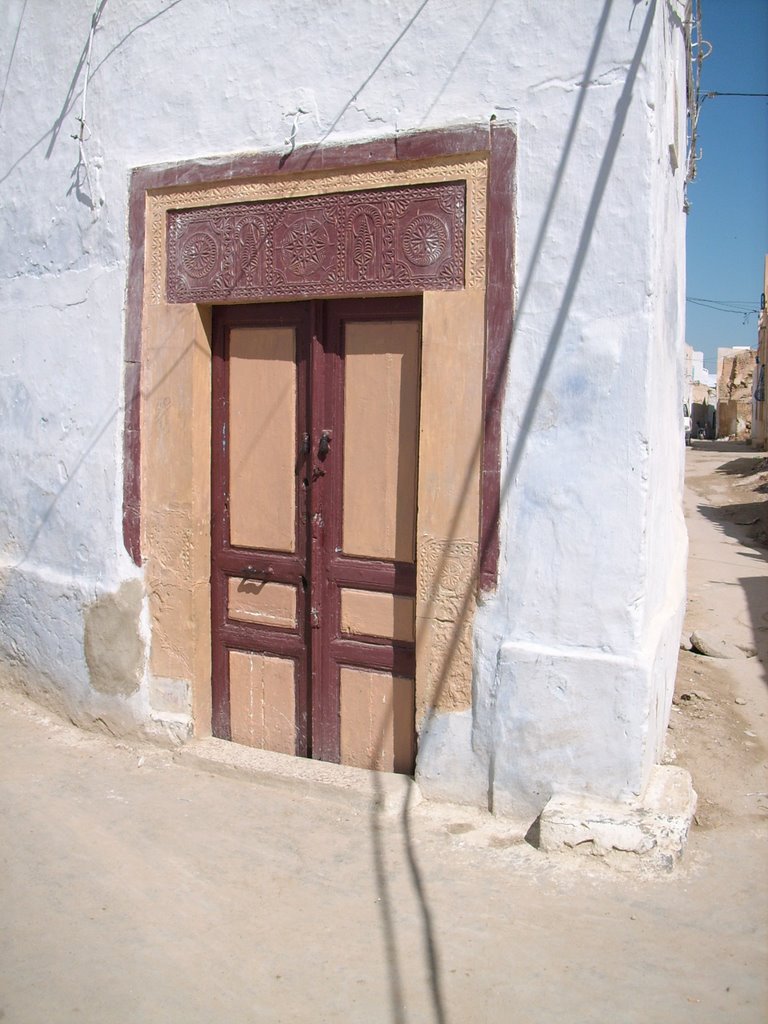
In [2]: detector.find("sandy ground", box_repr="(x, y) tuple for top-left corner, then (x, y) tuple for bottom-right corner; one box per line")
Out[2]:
(675, 442), (768, 833)
(0, 442), (766, 1024)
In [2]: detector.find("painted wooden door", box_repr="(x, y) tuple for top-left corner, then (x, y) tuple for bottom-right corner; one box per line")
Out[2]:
(211, 297), (421, 773)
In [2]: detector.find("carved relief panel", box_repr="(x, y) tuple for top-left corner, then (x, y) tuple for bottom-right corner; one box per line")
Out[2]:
(166, 181), (466, 303)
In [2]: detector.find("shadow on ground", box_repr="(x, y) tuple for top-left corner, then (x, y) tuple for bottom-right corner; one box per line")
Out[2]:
(689, 440), (755, 454)
(694, 449), (768, 687)
(697, 449), (768, 551)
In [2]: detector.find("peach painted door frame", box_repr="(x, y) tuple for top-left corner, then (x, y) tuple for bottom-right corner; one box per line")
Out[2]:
(211, 297), (421, 773)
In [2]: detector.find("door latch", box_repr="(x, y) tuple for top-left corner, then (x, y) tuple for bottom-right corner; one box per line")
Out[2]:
(318, 429), (332, 459)
(240, 566), (273, 581)
(310, 606), (320, 628)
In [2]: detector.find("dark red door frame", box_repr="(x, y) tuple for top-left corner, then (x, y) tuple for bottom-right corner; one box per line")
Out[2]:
(307, 300), (328, 758)
(123, 122), (516, 593)
(211, 297), (420, 762)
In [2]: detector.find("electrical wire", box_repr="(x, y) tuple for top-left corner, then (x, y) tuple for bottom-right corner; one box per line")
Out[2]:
(683, 2), (767, 202)
(704, 91), (768, 98)
(70, 0), (107, 204)
(686, 297), (759, 323)
(687, 297), (759, 308)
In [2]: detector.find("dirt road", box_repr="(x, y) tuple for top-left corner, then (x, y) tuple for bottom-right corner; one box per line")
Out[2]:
(676, 442), (768, 832)
(0, 443), (766, 1024)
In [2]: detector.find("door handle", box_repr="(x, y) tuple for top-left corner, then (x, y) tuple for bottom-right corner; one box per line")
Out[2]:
(240, 566), (274, 581)
(318, 429), (332, 460)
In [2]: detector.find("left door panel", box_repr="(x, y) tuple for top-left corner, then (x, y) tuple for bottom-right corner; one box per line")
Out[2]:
(211, 303), (311, 756)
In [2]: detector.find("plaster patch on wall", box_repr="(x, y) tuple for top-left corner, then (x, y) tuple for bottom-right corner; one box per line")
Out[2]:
(149, 675), (191, 716)
(84, 579), (144, 697)
(415, 707), (488, 807)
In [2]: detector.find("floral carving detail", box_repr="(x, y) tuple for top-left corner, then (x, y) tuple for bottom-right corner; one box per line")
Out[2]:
(237, 219), (266, 271)
(401, 215), (448, 267)
(282, 217), (330, 273)
(180, 231), (218, 278)
(351, 212), (376, 280)
(417, 538), (477, 618)
(424, 618), (473, 712)
(165, 180), (467, 302)
(154, 160), (486, 304)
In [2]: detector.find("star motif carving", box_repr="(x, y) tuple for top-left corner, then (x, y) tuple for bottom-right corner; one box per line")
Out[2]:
(166, 181), (466, 302)
(283, 219), (330, 273)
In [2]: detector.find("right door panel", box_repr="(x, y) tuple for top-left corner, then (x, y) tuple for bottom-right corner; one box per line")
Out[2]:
(320, 298), (421, 774)
(341, 319), (420, 563)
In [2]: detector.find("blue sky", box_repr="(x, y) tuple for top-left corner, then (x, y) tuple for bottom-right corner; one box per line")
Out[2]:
(685, 0), (768, 371)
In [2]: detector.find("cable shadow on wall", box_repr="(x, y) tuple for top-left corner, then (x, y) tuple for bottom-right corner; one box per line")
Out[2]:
(285, 0), (431, 169)
(0, 0), (186, 187)
(4, 332), (211, 574)
(0, 0), (29, 122)
(365, 1), (659, 1021)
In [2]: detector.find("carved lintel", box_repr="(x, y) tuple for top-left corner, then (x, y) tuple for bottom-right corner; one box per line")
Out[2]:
(166, 181), (466, 303)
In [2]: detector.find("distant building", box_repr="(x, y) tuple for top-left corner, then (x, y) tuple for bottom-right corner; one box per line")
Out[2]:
(691, 382), (716, 440)
(717, 348), (756, 440)
(684, 345), (715, 396)
(684, 346), (715, 440)
(752, 256), (768, 450)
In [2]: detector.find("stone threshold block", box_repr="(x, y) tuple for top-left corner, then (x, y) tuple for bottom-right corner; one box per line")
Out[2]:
(177, 736), (420, 817)
(538, 766), (697, 871)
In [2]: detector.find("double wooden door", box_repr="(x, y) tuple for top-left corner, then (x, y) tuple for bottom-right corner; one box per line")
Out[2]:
(211, 297), (421, 774)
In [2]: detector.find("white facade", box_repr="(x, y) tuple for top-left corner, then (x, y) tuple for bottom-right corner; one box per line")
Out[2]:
(684, 345), (715, 396)
(0, 0), (689, 815)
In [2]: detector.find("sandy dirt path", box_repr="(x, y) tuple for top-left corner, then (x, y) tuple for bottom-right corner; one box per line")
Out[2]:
(0, 442), (766, 1024)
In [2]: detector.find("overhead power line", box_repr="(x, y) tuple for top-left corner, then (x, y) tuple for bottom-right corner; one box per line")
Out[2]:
(687, 296), (756, 306)
(704, 91), (768, 98)
(687, 297), (758, 312)
(686, 297), (760, 323)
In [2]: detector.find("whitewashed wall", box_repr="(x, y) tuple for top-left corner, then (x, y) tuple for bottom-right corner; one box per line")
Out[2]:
(0, 0), (688, 811)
